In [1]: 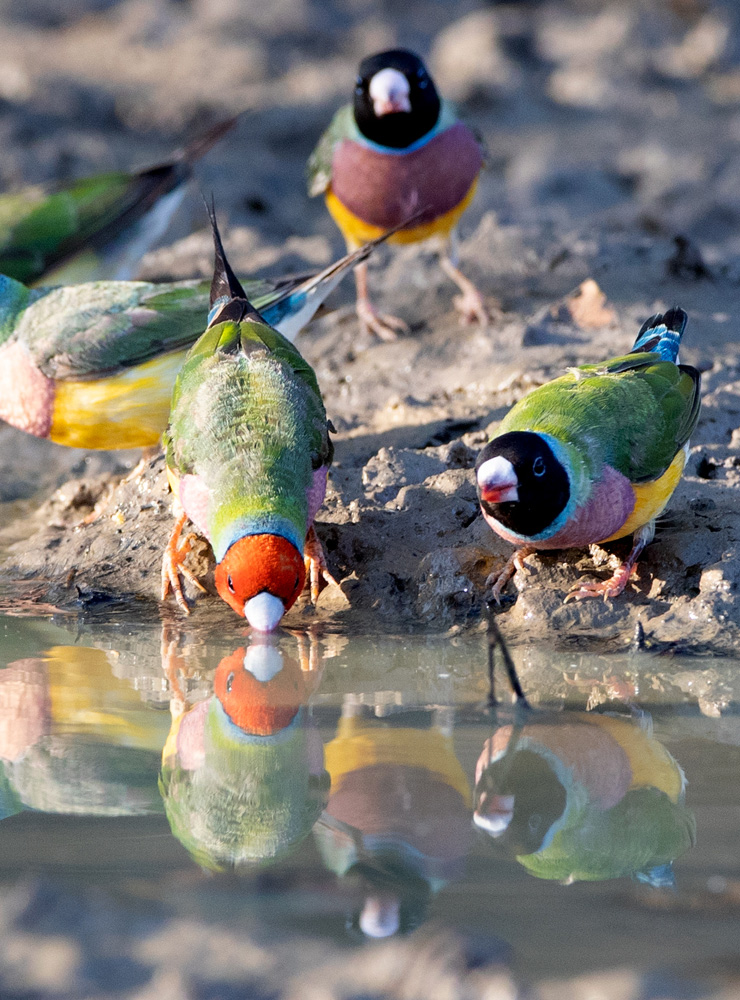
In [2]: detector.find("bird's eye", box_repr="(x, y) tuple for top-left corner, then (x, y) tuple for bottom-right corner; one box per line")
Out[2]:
(533, 456), (546, 477)
(227, 574), (235, 594)
(294, 573), (300, 591)
(529, 813), (542, 833)
(417, 67), (426, 77)
(418, 79), (428, 88)
(226, 672), (235, 694)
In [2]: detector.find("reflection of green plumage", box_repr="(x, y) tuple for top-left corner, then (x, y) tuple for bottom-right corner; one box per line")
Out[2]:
(519, 785), (695, 883)
(8, 738), (162, 816)
(160, 701), (328, 871)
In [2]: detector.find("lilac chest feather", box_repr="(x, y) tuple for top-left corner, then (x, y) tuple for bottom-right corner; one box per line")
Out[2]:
(0, 341), (55, 438)
(485, 464), (635, 550)
(331, 123), (483, 229)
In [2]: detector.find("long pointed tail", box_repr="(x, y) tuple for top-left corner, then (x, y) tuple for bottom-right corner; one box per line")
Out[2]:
(263, 211), (428, 342)
(180, 115), (240, 165)
(631, 307), (688, 363)
(205, 200), (265, 327)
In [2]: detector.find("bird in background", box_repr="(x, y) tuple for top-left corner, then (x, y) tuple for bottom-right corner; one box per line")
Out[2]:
(308, 48), (488, 341)
(0, 234), (386, 451)
(0, 116), (236, 287)
(476, 308), (701, 601)
(162, 207), (336, 633)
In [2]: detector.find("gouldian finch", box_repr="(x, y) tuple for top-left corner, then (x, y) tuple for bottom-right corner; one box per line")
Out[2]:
(160, 636), (327, 869)
(308, 49), (487, 340)
(0, 237), (381, 450)
(314, 701), (471, 938)
(474, 711), (695, 885)
(162, 210), (336, 632)
(0, 117), (236, 286)
(476, 308), (701, 602)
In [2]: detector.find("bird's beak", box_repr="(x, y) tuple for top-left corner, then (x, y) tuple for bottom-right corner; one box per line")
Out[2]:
(477, 455), (519, 504)
(244, 592), (285, 633)
(243, 641), (284, 681)
(473, 793), (515, 837)
(369, 68), (412, 117)
(359, 895), (401, 938)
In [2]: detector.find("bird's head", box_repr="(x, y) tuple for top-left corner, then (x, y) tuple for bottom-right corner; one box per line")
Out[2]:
(215, 534), (305, 632)
(475, 431), (570, 538)
(213, 644), (305, 735)
(353, 49), (441, 148)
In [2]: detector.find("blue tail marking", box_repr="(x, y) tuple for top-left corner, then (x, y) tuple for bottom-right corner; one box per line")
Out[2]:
(631, 307), (687, 363)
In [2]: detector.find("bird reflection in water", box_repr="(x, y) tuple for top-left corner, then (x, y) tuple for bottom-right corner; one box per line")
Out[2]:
(474, 708), (696, 887)
(315, 697), (472, 938)
(160, 629), (329, 870)
(0, 645), (166, 818)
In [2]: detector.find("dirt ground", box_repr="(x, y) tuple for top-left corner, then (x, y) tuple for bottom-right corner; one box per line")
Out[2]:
(2, 0), (740, 651)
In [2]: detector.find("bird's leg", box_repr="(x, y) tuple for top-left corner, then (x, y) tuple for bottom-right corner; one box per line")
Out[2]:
(565, 522), (655, 603)
(304, 525), (340, 604)
(161, 511), (207, 614)
(160, 624), (191, 717)
(486, 547), (535, 604)
(354, 259), (409, 341)
(440, 229), (492, 327)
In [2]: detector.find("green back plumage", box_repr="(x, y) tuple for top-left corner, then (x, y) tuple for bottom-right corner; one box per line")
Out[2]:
(3, 275), (316, 382)
(0, 170), (177, 285)
(160, 700), (328, 870)
(500, 352), (701, 486)
(164, 314), (331, 555)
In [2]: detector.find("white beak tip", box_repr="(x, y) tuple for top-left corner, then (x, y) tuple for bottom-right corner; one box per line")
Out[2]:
(245, 592), (285, 633)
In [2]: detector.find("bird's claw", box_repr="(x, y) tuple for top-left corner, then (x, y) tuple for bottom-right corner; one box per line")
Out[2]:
(357, 302), (409, 341)
(161, 516), (206, 615)
(304, 526), (339, 604)
(564, 564), (638, 604)
(452, 288), (491, 327)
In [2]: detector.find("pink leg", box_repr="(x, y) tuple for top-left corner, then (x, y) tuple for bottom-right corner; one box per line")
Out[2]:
(354, 260), (409, 341)
(304, 525), (340, 604)
(486, 547), (535, 604)
(564, 524), (654, 603)
(161, 512), (207, 614)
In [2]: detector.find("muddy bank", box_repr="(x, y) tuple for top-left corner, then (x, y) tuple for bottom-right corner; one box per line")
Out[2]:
(2, 0), (740, 649)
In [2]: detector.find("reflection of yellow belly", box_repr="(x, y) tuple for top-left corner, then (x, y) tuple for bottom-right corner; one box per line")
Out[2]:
(601, 445), (688, 543)
(325, 178), (479, 249)
(586, 714), (684, 802)
(49, 349), (186, 449)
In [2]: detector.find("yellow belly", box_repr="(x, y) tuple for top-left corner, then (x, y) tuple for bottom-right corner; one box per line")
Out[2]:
(325, 178), (479, 250)
(600, 445), (688, 543)
(49, 349), (187, 449)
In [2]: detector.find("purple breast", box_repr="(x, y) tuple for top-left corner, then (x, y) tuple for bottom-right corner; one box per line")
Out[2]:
(330, 122), (483, 229)
(485, 464), (635, 550)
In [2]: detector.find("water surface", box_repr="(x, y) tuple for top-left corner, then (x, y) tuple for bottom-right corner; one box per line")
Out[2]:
(1, 609), (740, 997)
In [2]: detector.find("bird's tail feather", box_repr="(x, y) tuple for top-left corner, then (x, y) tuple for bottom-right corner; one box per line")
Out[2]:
(631, 307), (688, 363)
(205, 199), (265, 327)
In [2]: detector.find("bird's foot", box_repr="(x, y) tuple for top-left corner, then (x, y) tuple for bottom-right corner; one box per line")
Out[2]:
(161, 514), (206, 614)
(357, 300), (409, 342)
(564, 562), (639, 603)
(486, 548), (534, 604)
(452, 285), (492, 327)
(304, 525), (340, 604)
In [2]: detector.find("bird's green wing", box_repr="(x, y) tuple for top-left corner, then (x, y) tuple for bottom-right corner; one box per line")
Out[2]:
(0, 166), (186, 285)
(171, 317), (331, 471)
(16, 275), (315, 383)
(505, 353), (701, 484)
(306, 104), (356, 197)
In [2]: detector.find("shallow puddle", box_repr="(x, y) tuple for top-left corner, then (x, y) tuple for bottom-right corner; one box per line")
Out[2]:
(1, 609), (740, 997)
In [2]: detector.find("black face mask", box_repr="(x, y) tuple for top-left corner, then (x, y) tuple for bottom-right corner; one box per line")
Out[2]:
(353, 49), (441, 149)
(477, 431), (570, 538)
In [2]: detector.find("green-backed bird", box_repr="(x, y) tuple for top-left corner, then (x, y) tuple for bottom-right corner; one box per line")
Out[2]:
(474, 711), (695, 885)
(308, 48), (487, 340)
(160, 636), (328, 870)
(162, 210), (336, 631)
(0, 238), (379, 450)
(476, 308), (701, 601)
(0, 117), (235, 286)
